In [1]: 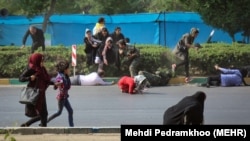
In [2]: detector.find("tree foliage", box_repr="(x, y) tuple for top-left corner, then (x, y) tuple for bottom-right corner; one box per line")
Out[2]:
(2, 0), (250, 42)
(180, 0), (250, 42)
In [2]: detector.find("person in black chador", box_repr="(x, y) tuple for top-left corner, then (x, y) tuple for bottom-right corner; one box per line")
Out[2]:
(163, 91), (206, 125)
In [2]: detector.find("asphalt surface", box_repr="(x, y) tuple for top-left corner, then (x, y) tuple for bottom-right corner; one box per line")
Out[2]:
(1, 84), (250, 140)
(1, 84), (250, 127)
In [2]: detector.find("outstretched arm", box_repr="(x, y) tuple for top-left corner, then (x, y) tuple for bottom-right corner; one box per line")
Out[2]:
(95, 76), (114, 85)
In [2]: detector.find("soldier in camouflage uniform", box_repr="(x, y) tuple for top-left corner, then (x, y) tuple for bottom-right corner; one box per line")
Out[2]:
(138, 70), (172, 86)
(116, 39), (140, 77)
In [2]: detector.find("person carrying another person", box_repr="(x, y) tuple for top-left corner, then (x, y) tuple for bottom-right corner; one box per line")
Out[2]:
(202, 64), (249, 88)
(94, 27), (110, 45)
(171, 27), (200, 83)
(116, 39), (140, 77)
(83, 28), (102, 66)
(93, 17), (105, 36)
(163, 91), (206, 125)
(21, 25), (45, 53)
(69, 70), (114, 86)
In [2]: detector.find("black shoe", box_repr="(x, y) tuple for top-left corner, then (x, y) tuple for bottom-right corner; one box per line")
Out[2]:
(20, 123), (28, 127)
(38, 123), (46, 127)
(200, 83), (210, 88)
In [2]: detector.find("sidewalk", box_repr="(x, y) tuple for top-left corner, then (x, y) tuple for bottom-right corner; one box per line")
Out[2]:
(1, 133), (120, 141)
(0, 77), (208, 86)
(0, 127), (120, 141)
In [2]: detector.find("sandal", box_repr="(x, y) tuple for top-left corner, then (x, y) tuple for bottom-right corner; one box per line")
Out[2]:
(185, 77), (193, 83)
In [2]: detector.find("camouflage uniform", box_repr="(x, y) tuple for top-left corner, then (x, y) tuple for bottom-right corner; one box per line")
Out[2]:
(138, 70), (172, 86)
(118, 44), (140, 77)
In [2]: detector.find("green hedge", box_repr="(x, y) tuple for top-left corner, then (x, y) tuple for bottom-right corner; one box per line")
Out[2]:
(0, 43), (250, 78)
(189, 42), (250, 75)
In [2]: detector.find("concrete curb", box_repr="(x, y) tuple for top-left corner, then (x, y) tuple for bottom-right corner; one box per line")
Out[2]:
(0, 127), (120, 135)
(2, 77), (249, 86)
(0, 77), (207, 85)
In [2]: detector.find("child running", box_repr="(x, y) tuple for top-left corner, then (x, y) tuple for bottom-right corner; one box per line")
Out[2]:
(47, 60), (74, 127)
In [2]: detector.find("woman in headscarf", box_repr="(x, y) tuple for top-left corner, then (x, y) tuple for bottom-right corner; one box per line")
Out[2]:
(19, 53), (52, 127)
(95, 37), (115, 72)
(163, 91), (206, 125)
(83, 28), (102, 66)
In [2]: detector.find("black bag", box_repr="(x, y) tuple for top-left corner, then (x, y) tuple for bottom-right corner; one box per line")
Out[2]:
(25, 104), (38, 117)
(19, 79), (39, 105)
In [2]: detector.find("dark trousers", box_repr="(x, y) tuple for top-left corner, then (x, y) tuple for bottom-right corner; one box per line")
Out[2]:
(207, 75), (221, 86)
(47, 98), (74, 127)
(31, 42), (45, 53)
(86, 49), (97, 66)
(175, 54), (189, 77)
(23, 99), (48, 127)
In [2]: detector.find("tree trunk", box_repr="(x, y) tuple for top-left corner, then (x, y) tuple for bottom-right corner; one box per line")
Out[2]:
(42, 0), (56, 32)
(229, 33), (235, 42)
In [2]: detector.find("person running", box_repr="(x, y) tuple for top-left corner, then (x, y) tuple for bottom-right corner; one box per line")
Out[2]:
(116, 39), (140, 77)
(47, 60), (74, 127)
(171, 27), (200, 83)
(19, 53), (52, 127)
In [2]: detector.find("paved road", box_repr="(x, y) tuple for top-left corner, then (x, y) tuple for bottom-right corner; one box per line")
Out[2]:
(0, 84), (250, 128)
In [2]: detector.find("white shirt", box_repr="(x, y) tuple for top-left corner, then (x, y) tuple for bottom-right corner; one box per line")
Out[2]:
(79, 72), (113, 86)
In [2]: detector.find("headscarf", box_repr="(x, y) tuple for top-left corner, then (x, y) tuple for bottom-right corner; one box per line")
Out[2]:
(28, 53), (50, 82)
(85, 28), (91, 37)
(85, 28), (102, 44)
(29, 53), (43, 71)
(105, 37), (113, 48)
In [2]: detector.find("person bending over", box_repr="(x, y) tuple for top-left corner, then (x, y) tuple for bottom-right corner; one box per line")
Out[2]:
(163, 91), (206, 125)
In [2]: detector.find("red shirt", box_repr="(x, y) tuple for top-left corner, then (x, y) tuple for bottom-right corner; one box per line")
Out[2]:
(118, 76), (136, 94)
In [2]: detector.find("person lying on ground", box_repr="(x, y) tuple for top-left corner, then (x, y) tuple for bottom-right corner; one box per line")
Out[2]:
(117, 74), (148, 94)
(52, 70), (114, 86)
(201, 64), (249, 88)
(138, 70), (172, 87)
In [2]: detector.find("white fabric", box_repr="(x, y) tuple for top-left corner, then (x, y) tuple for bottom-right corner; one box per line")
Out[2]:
(95, 56), (101, 64)
(79, 72), (113, 86)
(134, 75), (146, 84)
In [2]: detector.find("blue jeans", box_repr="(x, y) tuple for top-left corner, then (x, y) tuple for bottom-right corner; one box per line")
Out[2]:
(47, 98), (74, 127)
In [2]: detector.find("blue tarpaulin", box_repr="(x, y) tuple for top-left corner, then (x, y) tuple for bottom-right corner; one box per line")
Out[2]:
(0, 12), (242, 49)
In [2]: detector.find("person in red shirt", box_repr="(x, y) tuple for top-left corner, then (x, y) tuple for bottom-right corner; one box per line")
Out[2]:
(118, 75), (147, 94)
